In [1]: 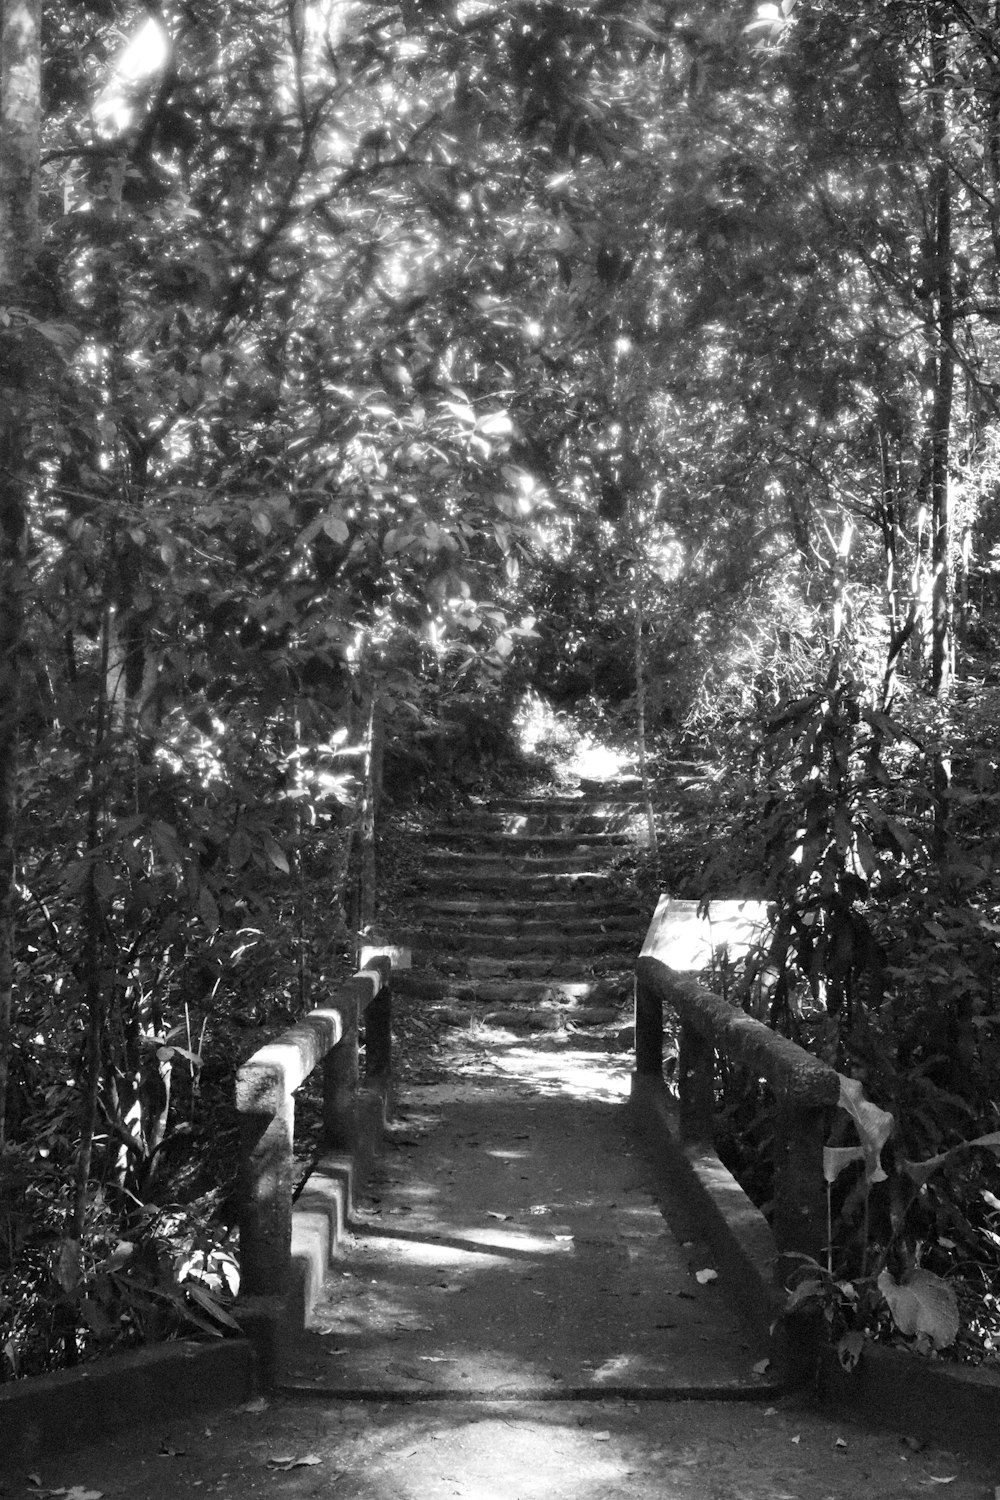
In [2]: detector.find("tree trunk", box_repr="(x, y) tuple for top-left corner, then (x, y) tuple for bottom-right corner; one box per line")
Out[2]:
(930, 3), (955, 696)
(0, 0), (42, 1143)
(626, 502), (658, 859)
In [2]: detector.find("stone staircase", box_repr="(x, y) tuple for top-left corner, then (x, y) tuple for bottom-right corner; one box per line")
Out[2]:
(387, 781), (652, 1033)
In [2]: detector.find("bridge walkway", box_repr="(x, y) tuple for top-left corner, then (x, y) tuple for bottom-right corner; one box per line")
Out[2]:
(283, 779), (771, 1399)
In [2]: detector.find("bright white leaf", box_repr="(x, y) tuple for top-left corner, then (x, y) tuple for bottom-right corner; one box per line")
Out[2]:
(477, 412), (513, 438)
(837, 1075), (893, 1183)
(823, 1145), (865, 1184)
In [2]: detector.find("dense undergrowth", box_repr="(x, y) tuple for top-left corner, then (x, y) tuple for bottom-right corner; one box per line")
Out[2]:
(657, 653), (1000, 1368)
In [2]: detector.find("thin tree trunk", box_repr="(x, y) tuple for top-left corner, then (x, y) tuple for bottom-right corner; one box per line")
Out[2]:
(830, 514), (854, 665)
(930, 3), (955, 696)
(357, 688), (378, 962)
(0, 0), (42, 1144)
(627, 503), (658, 859)
(73, 606), (112, 1243)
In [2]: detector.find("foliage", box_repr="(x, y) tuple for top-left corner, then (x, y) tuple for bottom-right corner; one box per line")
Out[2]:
(8, 0), (1000, 1380)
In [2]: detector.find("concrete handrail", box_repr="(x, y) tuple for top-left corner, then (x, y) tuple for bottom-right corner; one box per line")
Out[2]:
(235, 954), (397, 1299)
(635, 896), (840, 1259)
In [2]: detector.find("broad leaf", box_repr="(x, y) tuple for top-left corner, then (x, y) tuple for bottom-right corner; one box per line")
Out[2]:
(877, 1269), (959, 1348)
(903, 1131), (1000, 1187)
(823, 1145), (865, 1183)
(836, 1075), (893, 1183)
(837, 1329), (865, 1371)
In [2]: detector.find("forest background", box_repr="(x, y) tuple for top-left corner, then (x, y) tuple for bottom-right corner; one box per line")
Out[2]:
(3, 0), (1000, 1378)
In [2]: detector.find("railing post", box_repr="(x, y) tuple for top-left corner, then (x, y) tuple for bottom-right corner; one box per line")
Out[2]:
(364, 955), (392, 1079)
(634, 968), (663, 1077)
(322, 993), (359, 1152)
(236, 1063), (294, 1298)
(678, 1018), (715, 1144)
(772, 1096), (830, 1261)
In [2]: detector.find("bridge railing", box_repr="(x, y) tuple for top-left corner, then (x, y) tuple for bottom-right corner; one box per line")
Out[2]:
(235, 950), (402, 1301)
(634, 895), (840, 1261)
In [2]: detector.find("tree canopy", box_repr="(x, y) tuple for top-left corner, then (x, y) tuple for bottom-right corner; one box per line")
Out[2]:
(4, 0), (1000, 1375)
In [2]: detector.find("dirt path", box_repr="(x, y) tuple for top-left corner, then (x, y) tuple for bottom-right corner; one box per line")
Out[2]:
(24, 1390), (998, 1499)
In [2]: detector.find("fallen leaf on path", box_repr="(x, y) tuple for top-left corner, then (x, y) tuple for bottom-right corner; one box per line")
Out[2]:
(752, 1358), (771, 1376)
(486, 1211), (513, 1221)
(791, 1435), (801, 1445)
(39, 1490), (104, 1500)
(764, 1407), (778, 1417)
(834, 1437), (847, 1449)
(325, 1347), (350, 1357)
(926, 1479), (957, 1486)
(239, 1396), (268, 1413)
(267, 1454), (322, 1470)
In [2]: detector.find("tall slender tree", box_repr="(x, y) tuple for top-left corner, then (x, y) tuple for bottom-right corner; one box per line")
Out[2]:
(0, 0), (41, 1144)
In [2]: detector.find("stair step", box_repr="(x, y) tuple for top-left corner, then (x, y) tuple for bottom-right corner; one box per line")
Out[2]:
(400, 950), (632, 977)
(409, 897), (639, 919)
(398, 929), (637, 958)
(402, 913), (641, 936)
(393, 970), (632, 1004)
(483, 790), (647, 811)
(419, 829), (636, 848)
(460, 954), (630, 977)
(421, 850), (623, 874)
(436, 811), (646, 835)
(415, 871), (620, 896)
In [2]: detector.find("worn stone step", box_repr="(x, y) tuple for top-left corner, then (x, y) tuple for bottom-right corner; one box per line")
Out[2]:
(403, 913), (641, 937)
(419, 829), (636, 849)
(459, 954), (632, 977)
(393, 970), (632, 1004)
(404, 951), (632, 978)
(415, 870), (621, 896)
(421, 850), (624, 875)
(481, 791), (649, 812)
(399, 928), (637, 958)
(437, 810), (646, 835)
(410, 897), (639, 920)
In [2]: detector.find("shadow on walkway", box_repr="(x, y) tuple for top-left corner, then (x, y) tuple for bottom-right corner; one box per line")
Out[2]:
(285, 1037), (767, 1399)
